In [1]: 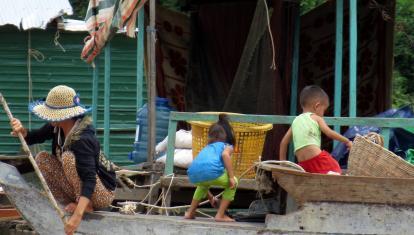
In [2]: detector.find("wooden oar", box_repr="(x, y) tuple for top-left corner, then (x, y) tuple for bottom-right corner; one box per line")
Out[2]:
(0, 92), (66, 223)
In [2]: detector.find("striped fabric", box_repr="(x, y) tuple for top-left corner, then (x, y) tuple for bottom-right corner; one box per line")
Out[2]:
(81, 0), (147, 64)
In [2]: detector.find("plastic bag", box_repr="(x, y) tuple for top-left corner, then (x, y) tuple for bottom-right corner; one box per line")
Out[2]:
(331, 106), (414, 168)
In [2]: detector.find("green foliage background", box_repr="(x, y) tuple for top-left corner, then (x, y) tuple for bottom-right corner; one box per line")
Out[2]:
(393, 0), (414, 107)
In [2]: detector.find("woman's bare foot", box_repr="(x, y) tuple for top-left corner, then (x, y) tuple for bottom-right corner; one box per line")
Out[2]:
(184, 211), (195, 220)
(215, 215), (235, 222)
(64, 202), (94, 213)
(64, 203), (77, 213)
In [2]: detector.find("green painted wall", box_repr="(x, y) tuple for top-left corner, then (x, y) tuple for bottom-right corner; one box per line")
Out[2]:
(0, 28), (146, 166)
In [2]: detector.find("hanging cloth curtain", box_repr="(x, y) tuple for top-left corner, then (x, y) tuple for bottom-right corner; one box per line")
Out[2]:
(81, 0), (147, 64)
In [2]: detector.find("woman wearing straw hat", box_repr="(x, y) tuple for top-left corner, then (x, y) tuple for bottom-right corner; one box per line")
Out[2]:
(10, 85), (116, 234)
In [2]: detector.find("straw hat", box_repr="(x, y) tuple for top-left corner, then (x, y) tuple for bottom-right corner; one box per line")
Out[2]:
(29, 85), (91, 122)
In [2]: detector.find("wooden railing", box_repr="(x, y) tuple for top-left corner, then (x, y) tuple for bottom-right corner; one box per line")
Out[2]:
(164, 112), (414, 175)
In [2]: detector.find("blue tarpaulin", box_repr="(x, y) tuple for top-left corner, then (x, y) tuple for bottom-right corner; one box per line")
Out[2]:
(331, 106), (414, 168)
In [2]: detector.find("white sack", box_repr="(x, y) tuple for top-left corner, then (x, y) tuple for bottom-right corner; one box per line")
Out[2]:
(156, 149), (193, 169)
(155, 129), (192, 154)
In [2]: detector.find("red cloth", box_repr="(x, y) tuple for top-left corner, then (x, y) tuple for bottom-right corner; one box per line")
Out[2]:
(298, 150), (341, 174)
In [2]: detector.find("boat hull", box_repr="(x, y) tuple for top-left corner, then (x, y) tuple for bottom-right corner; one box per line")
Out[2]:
(272, 166), (414, 205)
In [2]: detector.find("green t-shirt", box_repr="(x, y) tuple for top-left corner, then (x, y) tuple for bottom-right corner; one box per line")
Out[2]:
(291, 112), (321, 152)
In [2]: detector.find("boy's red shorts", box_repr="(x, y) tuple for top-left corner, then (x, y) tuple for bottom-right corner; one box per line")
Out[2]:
(298, 150), (342, 174)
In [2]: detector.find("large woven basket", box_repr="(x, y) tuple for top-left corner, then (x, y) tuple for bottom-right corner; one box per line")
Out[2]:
(189, 112), (273, 179)
(348, 135), (414, 178)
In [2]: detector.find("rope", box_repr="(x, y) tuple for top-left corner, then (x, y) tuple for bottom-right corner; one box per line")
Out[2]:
(263, 0), (277, 70)
(27, 31), (45, 131)
(161, 173), (175, 216)
(114, 160), (303, 216)
(133, 181), (160, 188)
(54, 30), (66, 52)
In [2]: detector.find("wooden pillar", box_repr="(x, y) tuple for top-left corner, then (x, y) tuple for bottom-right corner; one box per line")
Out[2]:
(104, 43), (111, 156)
(137, 9), (145, 109)
(288, 6), (301, 162)
(333, 0), (344, 145)
(146, 0), (156, 163)
(349, 0), (357, 117)
(146, 0), (158, 208)
(92, 56), (100, 125)
(289, 7), (300, 117)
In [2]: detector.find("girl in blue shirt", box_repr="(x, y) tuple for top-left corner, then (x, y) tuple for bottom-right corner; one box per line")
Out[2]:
(185, 114), (237, 222)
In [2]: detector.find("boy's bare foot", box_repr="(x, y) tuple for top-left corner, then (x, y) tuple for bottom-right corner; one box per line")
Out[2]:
(215, 215), (235, 222)
(184, 211), (195, 220)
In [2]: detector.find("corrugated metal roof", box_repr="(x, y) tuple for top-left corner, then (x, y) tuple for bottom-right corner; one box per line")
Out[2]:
(0, 28), (146, 166)
(0, 0), (73, 30)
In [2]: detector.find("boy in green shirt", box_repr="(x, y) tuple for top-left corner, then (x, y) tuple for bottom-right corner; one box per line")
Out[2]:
(279, 85), (352, 174)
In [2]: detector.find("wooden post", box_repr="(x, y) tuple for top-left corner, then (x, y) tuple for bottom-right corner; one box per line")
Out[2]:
(289, 7), (300, 117)
(349, 0), (357, 117)
(381, 128), (390, 149)
(288, 5), (301, 162)
(165, 118), (178, 175)
(146, 0), (156, 164)
(137, 9), (145, 109)
(145, 0), (157, 208)
(333, 0), (344, 146)
(92, 56), (100, 124)
(104, 43), (111, 156)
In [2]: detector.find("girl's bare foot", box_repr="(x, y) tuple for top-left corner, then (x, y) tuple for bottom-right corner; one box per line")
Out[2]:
(209, 197), (219, 208)
(184, 211), (195, 219)
(215, 215), (235, 222)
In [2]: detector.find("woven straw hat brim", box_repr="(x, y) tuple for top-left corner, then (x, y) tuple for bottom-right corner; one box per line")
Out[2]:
(30, 102), (91, 122)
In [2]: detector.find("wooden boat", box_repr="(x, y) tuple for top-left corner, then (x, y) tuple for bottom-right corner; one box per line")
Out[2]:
(263, 163), (414, 205)
(0, 161), (265, 235)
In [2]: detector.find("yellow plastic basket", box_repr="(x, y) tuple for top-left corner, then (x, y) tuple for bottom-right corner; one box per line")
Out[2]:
(189, 112), (273, 179)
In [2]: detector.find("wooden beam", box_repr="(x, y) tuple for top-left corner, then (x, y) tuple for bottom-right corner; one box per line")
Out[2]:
(169, 112), (414, 127)
(0, 208), (21, 221)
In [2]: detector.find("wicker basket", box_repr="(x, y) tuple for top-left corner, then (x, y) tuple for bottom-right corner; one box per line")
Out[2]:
(189, 112), (273, 179)
(348, 135), (414, 178)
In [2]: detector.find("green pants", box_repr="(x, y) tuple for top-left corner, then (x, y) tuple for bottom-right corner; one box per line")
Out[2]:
(193, 172), (238, 201)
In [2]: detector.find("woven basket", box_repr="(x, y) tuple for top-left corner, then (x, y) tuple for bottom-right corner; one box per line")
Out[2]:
(189, 112), (273, 179)
(348, 135), (414, 178)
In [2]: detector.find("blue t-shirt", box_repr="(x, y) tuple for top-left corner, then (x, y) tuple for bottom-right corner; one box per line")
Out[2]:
(187, 142), (230, 184)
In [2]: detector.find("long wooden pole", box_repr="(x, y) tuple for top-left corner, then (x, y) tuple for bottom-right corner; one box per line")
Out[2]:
(0, 93), (66, 223)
